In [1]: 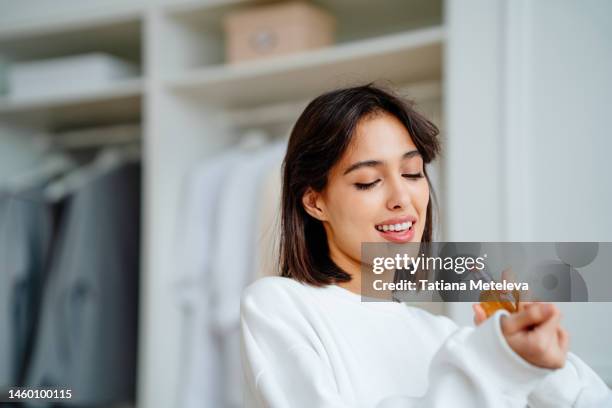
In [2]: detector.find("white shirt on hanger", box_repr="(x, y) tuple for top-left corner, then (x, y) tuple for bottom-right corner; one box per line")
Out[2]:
(175, 138), (287, 408)
(211, 140), (287, 408)
(174, 150), (242, 408)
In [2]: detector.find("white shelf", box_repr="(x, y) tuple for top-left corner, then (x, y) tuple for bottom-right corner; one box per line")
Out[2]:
(162, 0), (247, 17)
(164, 0), (442, 43)
(165, 26), (444, 108)
(0, 12), (143, 67)
(0, 10), (144, 41)
(0, 79), (143, 129)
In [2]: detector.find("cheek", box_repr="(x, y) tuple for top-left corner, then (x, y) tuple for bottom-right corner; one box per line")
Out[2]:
(327, 186), (379, 238)
(413, 181), (430, 234)
(330, 187), (373, 224)
(415, 181), (430, 212)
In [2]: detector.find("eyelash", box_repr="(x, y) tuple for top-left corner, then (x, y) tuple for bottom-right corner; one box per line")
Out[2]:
(354, 173), (424, 190)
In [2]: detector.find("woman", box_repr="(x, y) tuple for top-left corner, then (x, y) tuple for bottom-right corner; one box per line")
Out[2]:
(239, 84), (610, 407)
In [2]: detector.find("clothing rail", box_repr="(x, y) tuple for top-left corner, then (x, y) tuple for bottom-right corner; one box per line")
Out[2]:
(51, 124), (141, 150)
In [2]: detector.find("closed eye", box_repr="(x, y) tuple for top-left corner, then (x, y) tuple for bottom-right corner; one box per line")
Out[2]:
(403, 173), (424, 179)
(354, 179), (380, 190)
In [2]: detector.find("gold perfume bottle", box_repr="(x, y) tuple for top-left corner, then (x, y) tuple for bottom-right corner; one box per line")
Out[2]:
(479, 289), (519, 317)
(473, 269), (520, 318)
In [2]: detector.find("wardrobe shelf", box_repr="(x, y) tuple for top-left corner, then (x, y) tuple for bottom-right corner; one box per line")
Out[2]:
(163, 0), (442, 44)
(0, 9), (143, 41)
(0, 11), (143, 65)
(164, 26), (444, 108)
(0, 78), (143, 129)
(162, 0), (247, 17)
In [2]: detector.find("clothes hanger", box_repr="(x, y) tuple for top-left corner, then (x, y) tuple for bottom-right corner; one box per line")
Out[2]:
(1, 134), (78, 194)
(41, 123), (141, 202)
(43, 142), (141, 203)
(3, 124), (141, 196)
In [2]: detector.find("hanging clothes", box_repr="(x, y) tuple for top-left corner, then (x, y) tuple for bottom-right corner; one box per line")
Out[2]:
(175, 150), (243, 408)
(0, 188), (53, 391)
(175, 139), (287, 408)
(0, 151), (77, 396)
(23, 162), (141, 407)
(211, 140), (286, 408)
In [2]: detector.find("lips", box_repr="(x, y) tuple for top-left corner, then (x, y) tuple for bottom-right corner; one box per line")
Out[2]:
(375, 215), (417, 243)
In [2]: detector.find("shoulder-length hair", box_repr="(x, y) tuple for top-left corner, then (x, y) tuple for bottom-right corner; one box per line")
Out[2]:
(280, 83), (441, 286)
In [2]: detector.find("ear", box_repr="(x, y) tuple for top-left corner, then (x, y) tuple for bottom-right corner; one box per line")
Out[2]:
(302, 187), (328, 222)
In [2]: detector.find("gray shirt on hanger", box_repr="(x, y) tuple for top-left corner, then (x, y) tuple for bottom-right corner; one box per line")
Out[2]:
(23, 163), (141, 407)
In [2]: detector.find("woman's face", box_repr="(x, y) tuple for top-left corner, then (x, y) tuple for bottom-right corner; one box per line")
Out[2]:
(303, 111), (430, 271)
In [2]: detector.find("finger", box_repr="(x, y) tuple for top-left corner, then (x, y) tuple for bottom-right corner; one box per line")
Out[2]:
(473, 304), (487, 325)
(521, 301), (545, 310)
(532, 306), (561, 337)
(558, 327), (570, 352)
(503, 303), (556, 335)
(526, 310), (562, 360)
(501, 268), (524, 309)
(518, 301), (536, 312)
(501, 267), (516, 283)
(500, 268), (515, 294)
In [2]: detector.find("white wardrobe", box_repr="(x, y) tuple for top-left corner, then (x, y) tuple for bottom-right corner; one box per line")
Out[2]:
(0, 0), (610, 407)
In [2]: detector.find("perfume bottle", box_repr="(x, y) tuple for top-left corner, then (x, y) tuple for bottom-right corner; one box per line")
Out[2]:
(479, 289), (519, 317)
(473, 269), (520, 317)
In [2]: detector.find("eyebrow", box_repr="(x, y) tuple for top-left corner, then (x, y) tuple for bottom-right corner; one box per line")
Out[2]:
(343, 150), (421, 175)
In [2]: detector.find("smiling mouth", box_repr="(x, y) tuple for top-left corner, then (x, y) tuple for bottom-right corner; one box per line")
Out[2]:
(375, 221), (413, 233)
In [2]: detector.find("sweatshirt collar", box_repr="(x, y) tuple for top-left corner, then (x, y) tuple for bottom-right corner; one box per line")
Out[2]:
(324, 284), (406, 310)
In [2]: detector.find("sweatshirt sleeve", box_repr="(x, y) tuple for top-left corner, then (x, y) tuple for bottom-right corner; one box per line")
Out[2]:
(240, 283), (561, 408)
(527, 352), (612, 407)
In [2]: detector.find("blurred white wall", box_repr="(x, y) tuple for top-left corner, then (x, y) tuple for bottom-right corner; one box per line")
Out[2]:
(526, 0), (612, 385)
(445, 0), (612, 384)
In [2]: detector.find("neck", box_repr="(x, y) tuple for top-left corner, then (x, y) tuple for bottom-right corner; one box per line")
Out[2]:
(336, 271), (362, 295)
(327, 242), (363, 296)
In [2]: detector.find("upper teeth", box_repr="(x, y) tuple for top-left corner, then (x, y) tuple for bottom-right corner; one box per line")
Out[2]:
(376, 222), (412, 232)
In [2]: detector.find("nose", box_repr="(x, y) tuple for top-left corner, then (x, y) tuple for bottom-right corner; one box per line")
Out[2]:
(385, 174), (411, 211)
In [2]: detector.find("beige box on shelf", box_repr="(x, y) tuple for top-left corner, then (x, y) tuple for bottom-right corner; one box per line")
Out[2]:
(223, 1), (336, 64)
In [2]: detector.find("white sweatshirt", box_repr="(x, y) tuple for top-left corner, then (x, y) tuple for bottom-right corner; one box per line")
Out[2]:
(240, 276), (611, 407)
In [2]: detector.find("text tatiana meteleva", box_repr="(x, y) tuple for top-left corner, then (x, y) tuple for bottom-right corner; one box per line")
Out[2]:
(373, 279), (529, 291)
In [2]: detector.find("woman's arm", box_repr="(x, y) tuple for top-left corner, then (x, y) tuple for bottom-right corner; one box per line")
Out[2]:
(240, 287), (553, 408)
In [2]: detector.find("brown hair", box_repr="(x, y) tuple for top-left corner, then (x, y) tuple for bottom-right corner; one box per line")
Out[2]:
(280, 83), (441, 286)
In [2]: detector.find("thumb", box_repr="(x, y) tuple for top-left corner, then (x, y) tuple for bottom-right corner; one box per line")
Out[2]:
(502, 303), (555, 335)
(472, 304), (487, 326)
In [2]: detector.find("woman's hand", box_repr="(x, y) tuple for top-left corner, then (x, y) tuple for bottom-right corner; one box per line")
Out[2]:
(473, 302), (570, 369)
